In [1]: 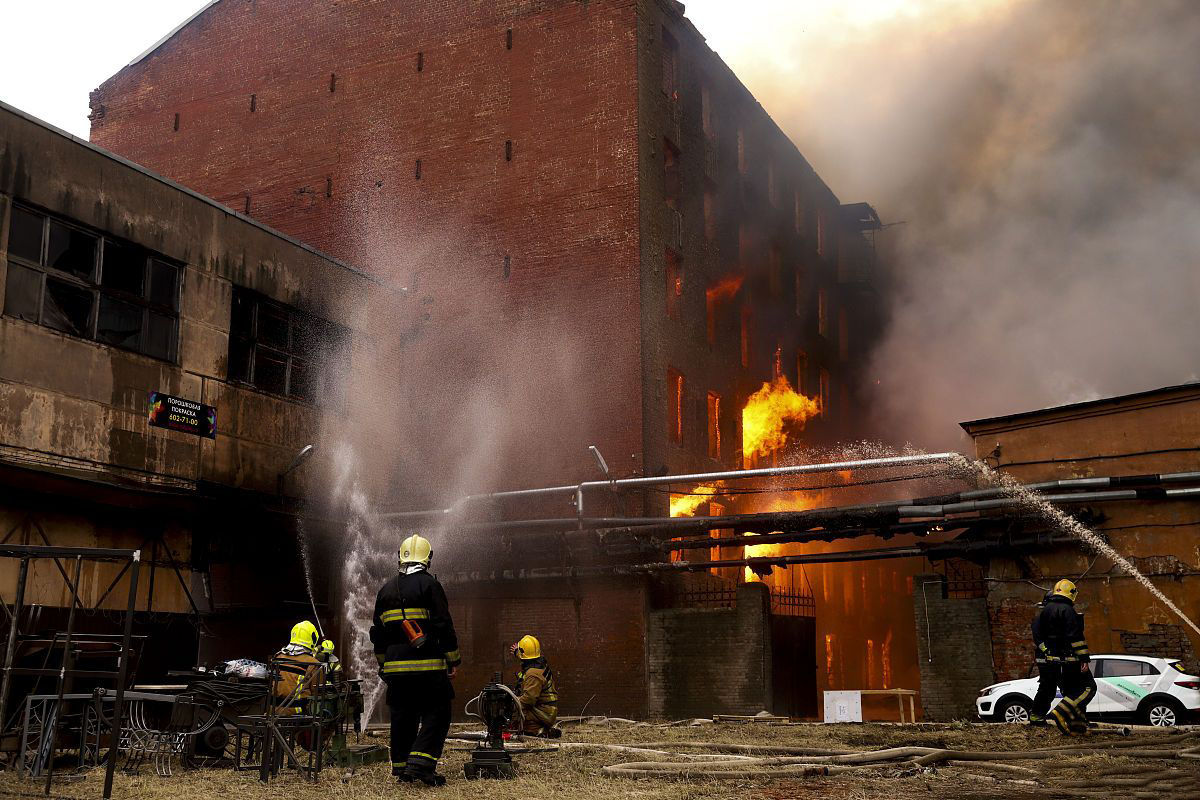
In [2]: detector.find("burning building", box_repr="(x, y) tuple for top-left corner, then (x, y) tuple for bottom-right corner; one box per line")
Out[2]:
(82, 0), (887, 719)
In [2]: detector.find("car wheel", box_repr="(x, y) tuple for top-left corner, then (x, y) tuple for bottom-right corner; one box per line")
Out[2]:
(999, 697), (1031, 724)
(1142, 698), (1183, 727)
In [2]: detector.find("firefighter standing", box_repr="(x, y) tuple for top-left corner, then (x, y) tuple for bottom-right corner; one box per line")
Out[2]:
(370, 534), (461, 786)
(1028, 591), (1058, 725)
(1032, 579), (1096, 735)
(272, 620), (323, 714)
(510, 635), (560, 738)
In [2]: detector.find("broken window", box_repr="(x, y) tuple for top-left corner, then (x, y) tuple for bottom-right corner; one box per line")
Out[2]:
(663, 139), (680, 209)
(740, 308), (751, 368)
(667, 368), (684, 444)
(227, 286), (350, 406)
(707, 391), (722, 460)
(2, 203), (181, 360)
(818, 288), (829, 337)
(819, 367), (831, 418)
(665, 249), (683, 319)
(662, 28), (679, 98)
(703, 190), (717, 241)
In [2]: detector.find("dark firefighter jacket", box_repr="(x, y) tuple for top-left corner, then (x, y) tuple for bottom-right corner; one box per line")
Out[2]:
(516, 658), (558, 728)
(369, 568), (461, 695)
(1032, 595), (1089, 663)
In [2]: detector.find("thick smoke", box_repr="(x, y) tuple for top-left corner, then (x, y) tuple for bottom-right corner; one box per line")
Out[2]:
(708, 0), (1200, 448)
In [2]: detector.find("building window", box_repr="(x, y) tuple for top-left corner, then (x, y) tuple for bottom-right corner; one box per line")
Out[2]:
(663, 139), (680, 209)
(796, 351), (808, 395)
(773, 345), (783, 380)
(662, 28), (679, 98)
(668, 368), (684, 444)
(701, 84), (713, 137)
(794, 267), (804, 317)
(769, 246), (782, 295)
(227, 286), (349, 405)
(665, 249), (683, 319)
(818, 288), (829, 337)
(737, 128), (746, 175)
(703, 190), (717, 241)
(740, 308), (751, 368)
(819, 367), (831, 417)
(707, 391), (722, 460)
(2, 203), (181, 361)
(839, 309), (849, 361)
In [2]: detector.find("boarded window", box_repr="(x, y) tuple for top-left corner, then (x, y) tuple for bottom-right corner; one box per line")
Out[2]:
(707, 391), (722, 459)
(668, 368), (684, 444)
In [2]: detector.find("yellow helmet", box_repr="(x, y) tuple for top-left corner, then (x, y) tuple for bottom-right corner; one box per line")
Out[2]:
(515, 634), (542, 660)
(320, 639), (335, 654)
(290, 620), (319, 650)
(399, 534), (433, 566)
(1053, 579), (1078, 603)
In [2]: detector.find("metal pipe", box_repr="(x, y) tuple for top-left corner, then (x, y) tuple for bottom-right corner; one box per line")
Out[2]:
(380, 452), (962, 521)
(898, 489), (1151, 518)
(45, 556), (83, 795)
(0, 557), (30, 740)
(666, 521), (955, 551)
(104, 550), (140, 800)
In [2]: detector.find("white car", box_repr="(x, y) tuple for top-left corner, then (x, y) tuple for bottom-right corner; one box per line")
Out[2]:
(976, 654), (1200, 726)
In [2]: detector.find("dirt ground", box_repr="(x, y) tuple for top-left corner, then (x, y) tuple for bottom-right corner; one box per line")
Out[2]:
(0, 720), (1196, 800)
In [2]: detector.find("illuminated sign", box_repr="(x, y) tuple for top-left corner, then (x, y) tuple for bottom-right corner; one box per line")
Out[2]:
(148, 392), (217, 439)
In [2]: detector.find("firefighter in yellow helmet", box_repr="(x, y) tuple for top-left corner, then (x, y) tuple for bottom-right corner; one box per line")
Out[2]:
(369, 534), (461, 786)
(510, 635), (560, 738)
(1032, 579), (1096, 734)
(318, 638), (342, 680)
(272, 620), (322, 714)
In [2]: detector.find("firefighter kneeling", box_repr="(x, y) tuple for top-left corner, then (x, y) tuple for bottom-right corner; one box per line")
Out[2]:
(1031, 579), (1096, 735)
(510, 635), (561, 738)
(370, 534), (462, 786)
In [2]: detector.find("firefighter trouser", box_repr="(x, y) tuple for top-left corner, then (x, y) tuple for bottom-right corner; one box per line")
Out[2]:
(386, 677), (452, 777)
(1050, 665), (1096, 735)
(1031, 662), (1061, 719)
(521, 703), (558, 735)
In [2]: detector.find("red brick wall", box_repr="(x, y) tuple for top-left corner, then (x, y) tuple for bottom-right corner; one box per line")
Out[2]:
(91, 0), (645, 493)
(449, 577), (649, 719)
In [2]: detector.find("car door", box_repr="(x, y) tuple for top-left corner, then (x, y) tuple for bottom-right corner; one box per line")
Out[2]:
(1088, 659), (1118, 713)
(1096, 657), (1154, 713)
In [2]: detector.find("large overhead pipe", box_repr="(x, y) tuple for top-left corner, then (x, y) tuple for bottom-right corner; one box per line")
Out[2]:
(380, 452), (962, 522)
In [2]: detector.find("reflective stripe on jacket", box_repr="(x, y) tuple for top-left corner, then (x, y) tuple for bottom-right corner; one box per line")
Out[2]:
(369, 567), (461, 674)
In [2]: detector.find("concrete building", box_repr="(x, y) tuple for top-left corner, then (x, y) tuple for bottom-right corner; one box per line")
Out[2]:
(86, 0), (883, 718)
(915, 383), (1200, 719)
(0, 101), (391, 676)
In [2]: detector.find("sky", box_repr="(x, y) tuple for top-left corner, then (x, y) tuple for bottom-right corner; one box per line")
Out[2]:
(0, 0), (950, 142)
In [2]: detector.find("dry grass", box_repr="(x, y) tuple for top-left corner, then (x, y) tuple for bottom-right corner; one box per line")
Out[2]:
(0, 721), (1195, 800)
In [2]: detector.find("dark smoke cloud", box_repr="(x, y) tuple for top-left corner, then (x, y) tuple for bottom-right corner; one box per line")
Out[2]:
(717, 0), (1200, 448)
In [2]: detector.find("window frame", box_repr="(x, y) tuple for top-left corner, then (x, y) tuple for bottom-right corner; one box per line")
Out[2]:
(3, 202), (182, 362)
(227, 286), (349, 407)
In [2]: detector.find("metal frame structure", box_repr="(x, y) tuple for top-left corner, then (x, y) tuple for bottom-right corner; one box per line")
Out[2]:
(0, 544), (140, 799)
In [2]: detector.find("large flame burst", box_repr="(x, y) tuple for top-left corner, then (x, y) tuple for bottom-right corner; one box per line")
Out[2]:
(741, 376), (820, 465)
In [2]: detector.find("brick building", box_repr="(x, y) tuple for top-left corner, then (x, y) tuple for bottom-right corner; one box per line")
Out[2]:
(913, 383), (1200, 719)
(87, 0), (883, 717)
(0, 101), (393, 678)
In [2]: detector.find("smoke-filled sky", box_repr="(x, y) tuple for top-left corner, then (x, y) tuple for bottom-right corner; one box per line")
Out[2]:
(688, 0), (1200, 448)
(4, 0), (1197, 450)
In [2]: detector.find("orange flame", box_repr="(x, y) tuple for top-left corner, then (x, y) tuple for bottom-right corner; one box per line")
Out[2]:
(741, 376), (821, 465)
(706, 274), (744, 304)
(670, 484), (718, 517)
